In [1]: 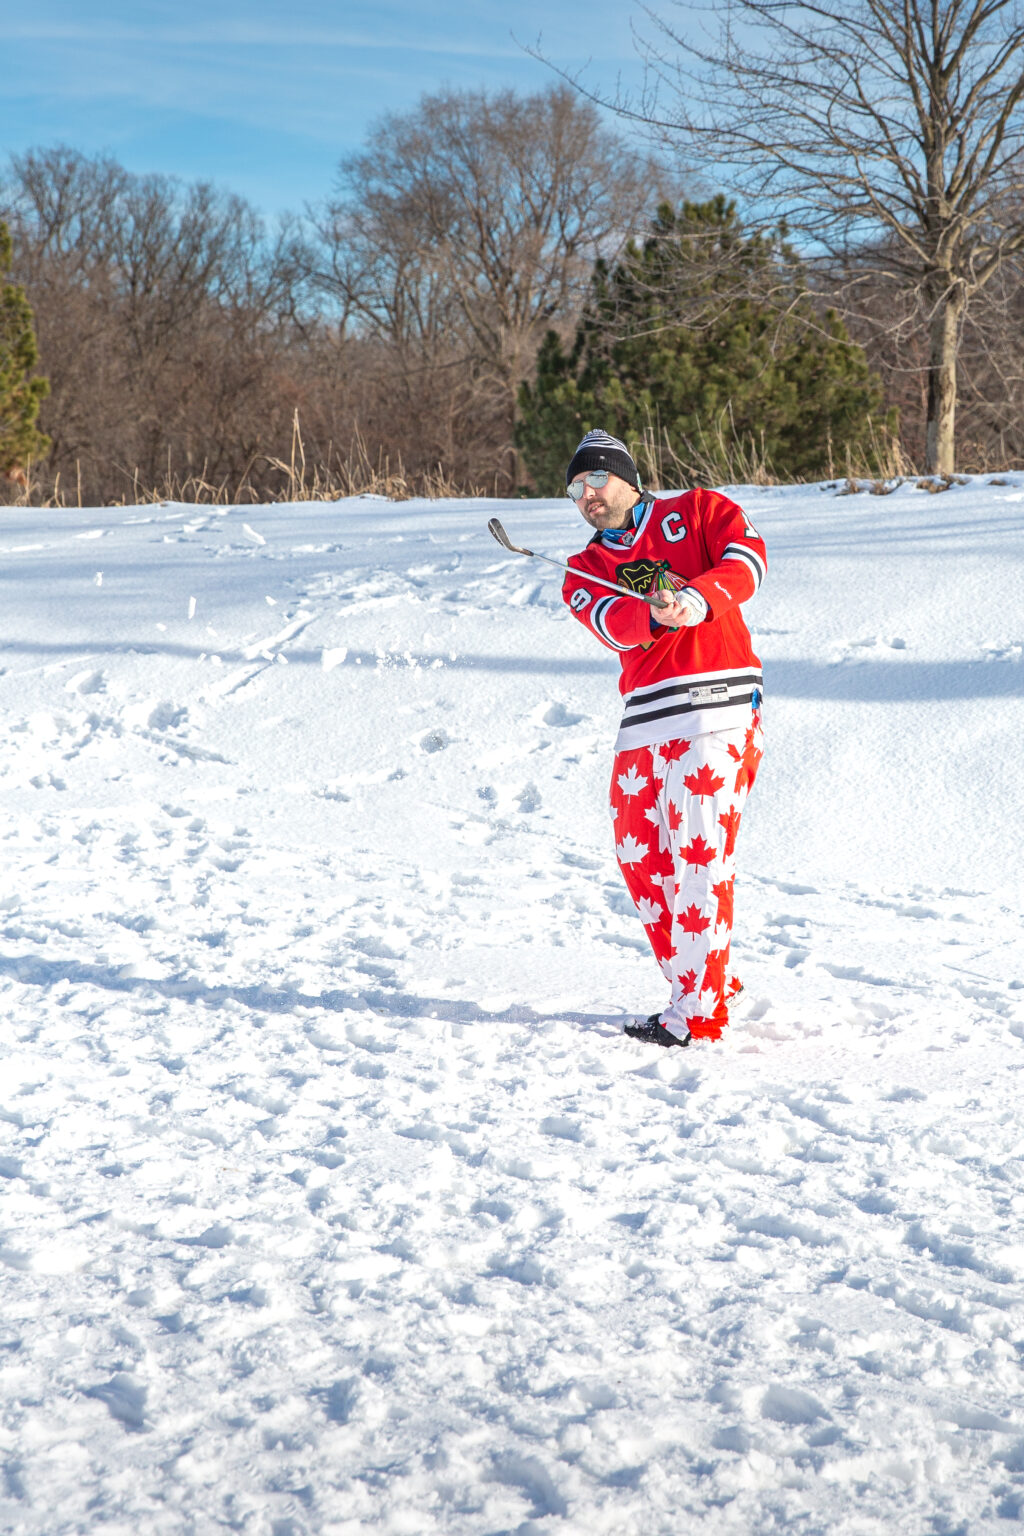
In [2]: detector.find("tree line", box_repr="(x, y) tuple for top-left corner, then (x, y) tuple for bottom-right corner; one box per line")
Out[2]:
(2, 0), (1023, 505)
(0, 89), (666, 504)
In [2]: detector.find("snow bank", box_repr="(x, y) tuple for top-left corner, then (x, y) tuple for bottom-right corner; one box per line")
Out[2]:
(0, 478), (1022, 1533)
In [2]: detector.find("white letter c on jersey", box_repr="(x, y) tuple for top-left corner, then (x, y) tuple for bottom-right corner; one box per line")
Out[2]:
(660, 512), (687, 543)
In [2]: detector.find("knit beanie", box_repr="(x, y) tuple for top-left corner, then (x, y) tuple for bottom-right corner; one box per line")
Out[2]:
(565, 428), (641, 490)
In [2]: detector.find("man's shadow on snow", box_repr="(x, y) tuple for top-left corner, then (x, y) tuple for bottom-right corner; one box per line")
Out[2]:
(2, 638), (1021, 699)
(0, 951), (627, 1039)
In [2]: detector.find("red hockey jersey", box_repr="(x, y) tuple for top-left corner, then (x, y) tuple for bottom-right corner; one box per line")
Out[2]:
(561, 488), (766, 750)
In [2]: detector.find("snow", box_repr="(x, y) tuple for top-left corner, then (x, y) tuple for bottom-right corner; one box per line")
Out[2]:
(1, 478), (1023, 1534)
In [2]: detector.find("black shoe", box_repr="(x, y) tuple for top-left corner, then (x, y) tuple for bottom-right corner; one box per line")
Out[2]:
(623, 1013), (691, 1048)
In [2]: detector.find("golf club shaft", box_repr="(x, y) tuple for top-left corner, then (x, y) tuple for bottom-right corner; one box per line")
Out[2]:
(489, 519), (660, 606)
(532, 549), (657, 602)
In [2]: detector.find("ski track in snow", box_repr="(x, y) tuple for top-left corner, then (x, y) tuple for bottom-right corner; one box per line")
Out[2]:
(1, 485), (1023, 1534)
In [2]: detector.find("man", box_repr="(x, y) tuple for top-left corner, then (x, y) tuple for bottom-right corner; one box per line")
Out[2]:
(561, 428), (766, 1048)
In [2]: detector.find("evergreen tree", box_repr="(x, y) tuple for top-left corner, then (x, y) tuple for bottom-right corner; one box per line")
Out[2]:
(0, 220), (50, 479)
(517, 197), (894, 492)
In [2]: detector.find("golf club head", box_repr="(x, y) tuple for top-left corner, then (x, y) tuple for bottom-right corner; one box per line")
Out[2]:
(487, 518), (532, 557)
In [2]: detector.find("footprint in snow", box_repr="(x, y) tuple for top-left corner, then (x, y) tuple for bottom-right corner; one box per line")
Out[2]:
(516, 783), (541, 813)
(760, 1384), (829, 1425)
(420, 727), (450, 753)
(84, 1373), (149, 1432)
(831, 634), (909, 664)
(319, 782), (351, 801)
(562, 851), (600, 870)
(64, 669), (106, 695)
(209, 852), (242, 873)
(542, 701), (586, 728)
(146, 701), (189, 731)
(29, 771), (67, 791)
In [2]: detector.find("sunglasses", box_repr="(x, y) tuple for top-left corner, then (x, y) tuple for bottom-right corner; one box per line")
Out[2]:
(567, 470), (611, 501)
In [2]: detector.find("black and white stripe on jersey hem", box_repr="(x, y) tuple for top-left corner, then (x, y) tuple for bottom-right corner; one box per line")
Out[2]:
(722, 542), (766, 589)
(620, 668), (763, 731)
(591, 594), (633, 650)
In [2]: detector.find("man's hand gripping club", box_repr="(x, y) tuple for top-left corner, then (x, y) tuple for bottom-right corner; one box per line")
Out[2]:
(487, 518), (704, 623)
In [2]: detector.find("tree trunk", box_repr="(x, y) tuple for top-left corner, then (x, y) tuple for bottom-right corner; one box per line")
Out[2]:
(924, 283), (964, 475)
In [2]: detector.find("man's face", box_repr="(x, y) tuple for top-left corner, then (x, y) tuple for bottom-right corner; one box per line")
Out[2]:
(570, 470), (638, 531)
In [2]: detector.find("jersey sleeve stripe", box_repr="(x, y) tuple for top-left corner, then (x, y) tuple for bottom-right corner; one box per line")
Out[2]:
(722, 543), (766, 588)
(591, 595), (634, 651)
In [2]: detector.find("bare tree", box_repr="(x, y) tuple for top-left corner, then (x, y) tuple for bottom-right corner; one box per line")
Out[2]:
(1, 146), (298, 501)
(0, 113), (677, 503)
(956, 253), (1024, 466)
(305, 84), (665, 489)
(630, 0), (1024, 473)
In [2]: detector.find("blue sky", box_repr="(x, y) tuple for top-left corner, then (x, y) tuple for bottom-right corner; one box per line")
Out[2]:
(0, 1), (655, 220)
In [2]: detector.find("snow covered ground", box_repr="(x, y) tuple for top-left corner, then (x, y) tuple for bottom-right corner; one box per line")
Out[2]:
(1, 476), (1023, 1535)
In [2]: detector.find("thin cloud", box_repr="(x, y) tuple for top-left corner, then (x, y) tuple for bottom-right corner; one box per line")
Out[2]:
(0, 22), (525, 58)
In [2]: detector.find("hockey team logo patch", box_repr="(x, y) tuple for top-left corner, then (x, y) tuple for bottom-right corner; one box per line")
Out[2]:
(616, 558), (672, 595)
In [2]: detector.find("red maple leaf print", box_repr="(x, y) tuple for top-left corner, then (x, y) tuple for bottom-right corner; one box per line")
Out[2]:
(729, 726), (763, 795)
(677, 903), (711, 936)
(713, 878), (734, 930)
(683, 762), (726, 799)
(701, 946), (729, 1002)
(719, 806), (742, 858)
(681, 834), (716, 869)
(657, 738), (691, 764)
(616, 764), (649, 800)
(667, 802), (683, 834)
(688, 1013), (726, 1041)
(611, 750), (655, 813)
(677, 967), (698, 995)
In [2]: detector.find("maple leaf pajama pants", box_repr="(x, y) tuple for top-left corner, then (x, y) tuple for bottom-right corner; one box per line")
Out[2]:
(610, 716), (763, 1041)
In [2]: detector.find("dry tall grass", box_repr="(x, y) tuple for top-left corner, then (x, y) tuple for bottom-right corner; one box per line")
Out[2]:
(4, 408), (1013, 511)
(2, 415), (490, 508)
(633, 406), (913, 490)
